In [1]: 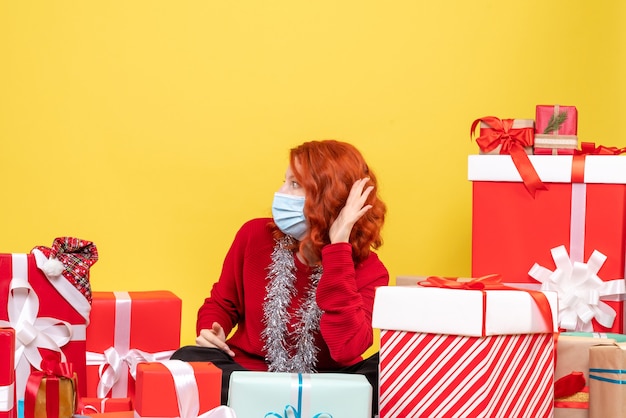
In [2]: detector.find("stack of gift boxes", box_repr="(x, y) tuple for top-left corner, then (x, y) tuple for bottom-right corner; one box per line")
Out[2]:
(0, 240), (228, 418)
(3, 105), (626, 418)
(0, 241), (372, 418)
(373, 104), (626, 417)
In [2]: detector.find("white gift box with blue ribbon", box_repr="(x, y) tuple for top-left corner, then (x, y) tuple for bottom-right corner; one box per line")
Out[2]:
(227, 371), (371, 418)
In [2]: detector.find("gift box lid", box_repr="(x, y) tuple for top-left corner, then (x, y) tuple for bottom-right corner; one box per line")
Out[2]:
(468, 155), (626, 184)
(372, 284), (558, 336)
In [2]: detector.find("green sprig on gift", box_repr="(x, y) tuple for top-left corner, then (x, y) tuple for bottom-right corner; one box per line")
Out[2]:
(543, 110), (568, 134)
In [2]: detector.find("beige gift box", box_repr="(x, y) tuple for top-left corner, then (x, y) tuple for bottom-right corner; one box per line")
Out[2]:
(589, 342), (626, 417)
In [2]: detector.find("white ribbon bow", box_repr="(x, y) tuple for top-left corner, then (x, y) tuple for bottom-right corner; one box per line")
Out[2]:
(0, 254), (74, 400)
(86, 347), (175, 398)
(133, 360), (237, 418)
(528, 245), (626, 331)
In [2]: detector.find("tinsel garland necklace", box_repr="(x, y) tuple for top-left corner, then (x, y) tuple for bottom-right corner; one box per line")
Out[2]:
(261, 235), (323, 373)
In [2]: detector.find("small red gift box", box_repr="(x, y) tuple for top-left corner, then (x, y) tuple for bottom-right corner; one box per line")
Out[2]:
(23, 361), (78, 418)
(536, 105), (578, 136)
(469, 154), (626, 333)
(85, 291), (182, 399)
(535, 105), (578, 155)
(1, 328), (15, 418)
(80, 397), (132, 415)
(0, 248), (94, 400)
(134, 361), (221, 418)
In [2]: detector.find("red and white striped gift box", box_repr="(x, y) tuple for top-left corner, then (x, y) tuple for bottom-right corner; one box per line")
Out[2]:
(372, 283), (558, 418)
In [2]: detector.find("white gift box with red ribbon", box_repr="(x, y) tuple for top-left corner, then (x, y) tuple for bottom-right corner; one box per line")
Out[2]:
(372, 284), (558, 418)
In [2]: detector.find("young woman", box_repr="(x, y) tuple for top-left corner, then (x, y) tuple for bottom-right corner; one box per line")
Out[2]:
(171, 139), (388, 415)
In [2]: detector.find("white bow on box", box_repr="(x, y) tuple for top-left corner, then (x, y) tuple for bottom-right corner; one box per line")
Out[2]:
(529, 245), (626, 331)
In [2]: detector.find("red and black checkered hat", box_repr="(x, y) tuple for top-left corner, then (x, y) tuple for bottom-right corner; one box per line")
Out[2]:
(32, 237), (99, 303)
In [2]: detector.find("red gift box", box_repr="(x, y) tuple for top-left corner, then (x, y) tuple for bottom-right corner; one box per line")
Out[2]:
(534, 147), (577, 155)
(23, 361), (78, 418)
(84, 413), (133, 418)
(0, 253), (91, 400)
(85, 291), (181, 399)
(536, 105), (578, 136)
(134, 361), (221, 418)
(535, 105), (579, 155)
(80, 397), (132, 415)
(1, 328), (16, 418)
(469, 154), (626, 333)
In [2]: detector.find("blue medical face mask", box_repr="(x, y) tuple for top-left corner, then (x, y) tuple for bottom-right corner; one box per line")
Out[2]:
(272, 192), (307, 240)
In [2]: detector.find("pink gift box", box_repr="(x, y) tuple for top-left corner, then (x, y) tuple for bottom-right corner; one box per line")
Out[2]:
(535, 105), (579, 155)
(536, 105), (578, 136)
(0, 328), (16, 418)
(85, 291), (182, 400)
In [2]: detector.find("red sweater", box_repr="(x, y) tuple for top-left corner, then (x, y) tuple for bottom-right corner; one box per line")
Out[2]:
(197, 218), (389, 371)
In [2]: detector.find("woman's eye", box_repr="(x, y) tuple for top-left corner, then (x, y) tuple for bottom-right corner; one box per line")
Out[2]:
(291, 181), (300, 189)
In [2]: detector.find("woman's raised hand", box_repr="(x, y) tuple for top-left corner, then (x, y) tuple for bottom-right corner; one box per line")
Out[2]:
(196, 321), (235, 357)
(329, 178), (373, 244)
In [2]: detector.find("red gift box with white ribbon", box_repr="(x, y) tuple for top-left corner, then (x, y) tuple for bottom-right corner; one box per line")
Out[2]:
(469, 154), (626, 333)
(134, 361), (222, 418)
(0, 249), (93, 400)
(80, 397), (132, 415)
(0, 328), (15, 418)
(85, 291), (181, 399)
(372, 281), (558, 418)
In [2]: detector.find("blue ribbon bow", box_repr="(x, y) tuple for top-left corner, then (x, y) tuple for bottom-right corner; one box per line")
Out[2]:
(264, 374), (333, 418)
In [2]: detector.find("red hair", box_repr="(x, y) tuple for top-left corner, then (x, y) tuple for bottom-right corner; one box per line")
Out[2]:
(287, 139), (386, 265)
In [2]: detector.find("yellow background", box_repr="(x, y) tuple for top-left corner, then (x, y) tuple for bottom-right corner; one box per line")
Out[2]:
(1, 1), (625, 351)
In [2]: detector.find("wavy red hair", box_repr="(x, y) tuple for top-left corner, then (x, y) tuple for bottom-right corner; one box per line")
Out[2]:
(283, 139), (386, 265)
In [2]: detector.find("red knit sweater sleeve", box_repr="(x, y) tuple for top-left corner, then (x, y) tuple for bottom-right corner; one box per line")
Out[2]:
(196, 219), (269, 337)
(315, 243), (389, 365)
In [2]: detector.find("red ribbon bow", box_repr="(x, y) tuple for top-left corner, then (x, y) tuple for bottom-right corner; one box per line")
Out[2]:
(471, 116), (547, 197)
(418, 274), (554, 337)
(39, 358), (75, 380)
(577, 142), (626, 155)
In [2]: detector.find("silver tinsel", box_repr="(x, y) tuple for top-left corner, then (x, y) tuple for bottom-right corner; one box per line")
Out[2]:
(261, 235), (323, 373)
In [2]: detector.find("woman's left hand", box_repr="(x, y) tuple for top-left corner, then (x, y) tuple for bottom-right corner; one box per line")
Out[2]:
(329, 178), (373, 244)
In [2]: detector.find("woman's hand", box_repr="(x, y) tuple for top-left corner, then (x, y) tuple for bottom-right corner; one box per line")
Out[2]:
(196, 321), (235, 357)
(329, 178), (374, 244)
